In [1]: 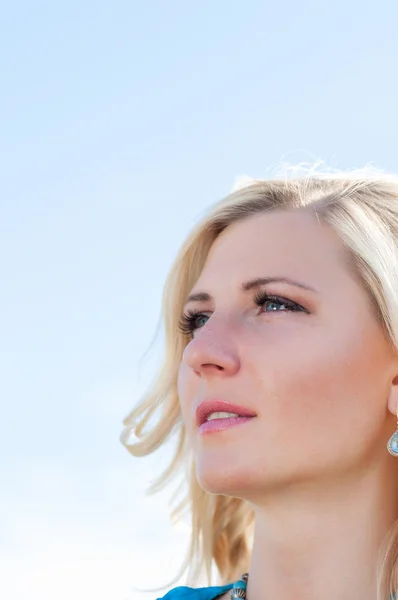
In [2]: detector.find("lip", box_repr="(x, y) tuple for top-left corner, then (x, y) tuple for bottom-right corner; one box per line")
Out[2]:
(196, 399), (257, 427)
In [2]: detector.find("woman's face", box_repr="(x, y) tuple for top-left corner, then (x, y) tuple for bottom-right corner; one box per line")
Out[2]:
(177, 209), (398, 500)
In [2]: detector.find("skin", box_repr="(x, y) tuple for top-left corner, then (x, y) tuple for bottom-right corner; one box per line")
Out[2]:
(177, 209), (398, 600)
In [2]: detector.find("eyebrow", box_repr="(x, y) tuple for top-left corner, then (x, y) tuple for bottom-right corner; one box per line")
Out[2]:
(183, 276), (318, 306)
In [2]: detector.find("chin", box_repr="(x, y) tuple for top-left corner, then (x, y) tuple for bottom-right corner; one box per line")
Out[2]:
(195, 455), (269, 498)
(195, 451), (305, 501)
(197, 471), (249, 498)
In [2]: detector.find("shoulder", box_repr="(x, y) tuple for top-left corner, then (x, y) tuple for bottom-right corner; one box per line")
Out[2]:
(156, 583), (232, 600)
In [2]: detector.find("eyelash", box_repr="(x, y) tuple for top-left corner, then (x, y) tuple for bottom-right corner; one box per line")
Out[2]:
(177, 291), (307, 335)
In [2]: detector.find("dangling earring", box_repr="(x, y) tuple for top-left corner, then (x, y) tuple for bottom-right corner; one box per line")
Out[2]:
(387, 405), (398, 456)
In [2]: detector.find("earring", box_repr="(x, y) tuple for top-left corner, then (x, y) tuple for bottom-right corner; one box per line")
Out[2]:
(387, 405), (398, 456)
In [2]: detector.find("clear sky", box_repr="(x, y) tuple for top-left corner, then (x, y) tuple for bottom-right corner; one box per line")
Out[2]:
(2, 1), (398, 598)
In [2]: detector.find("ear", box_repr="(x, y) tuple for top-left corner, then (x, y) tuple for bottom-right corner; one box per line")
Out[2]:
(387, 370), (398, 417)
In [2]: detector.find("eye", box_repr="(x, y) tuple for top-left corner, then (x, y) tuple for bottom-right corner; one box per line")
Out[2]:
(253, 291), (308, 314)
(178, 292), (308, 336)
(178, 310), (210, 335)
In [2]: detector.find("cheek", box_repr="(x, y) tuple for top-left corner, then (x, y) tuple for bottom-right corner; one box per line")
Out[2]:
(247, 322), (388, 453)
(177, 364), (197, 431)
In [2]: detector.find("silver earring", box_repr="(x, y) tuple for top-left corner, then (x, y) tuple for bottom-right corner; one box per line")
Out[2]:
(387, 405), (398, 456)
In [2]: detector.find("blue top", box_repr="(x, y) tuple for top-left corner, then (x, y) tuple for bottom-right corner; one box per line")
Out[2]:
(156, 584), (397, 599)
(157, 583), (233, 599)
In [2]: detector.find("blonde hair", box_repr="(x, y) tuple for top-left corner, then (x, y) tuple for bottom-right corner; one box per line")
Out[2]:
(121, 164), (398, 600)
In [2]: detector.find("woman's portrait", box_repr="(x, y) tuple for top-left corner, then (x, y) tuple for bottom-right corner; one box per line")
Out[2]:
(4, 2), (398, 600)
(122, 170), (398, 600)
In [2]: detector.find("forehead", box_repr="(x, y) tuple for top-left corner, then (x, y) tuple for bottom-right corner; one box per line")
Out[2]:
(194, 209), (350, 289)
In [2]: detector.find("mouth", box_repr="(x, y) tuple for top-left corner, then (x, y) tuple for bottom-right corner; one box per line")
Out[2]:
(196, 399), (257, 435)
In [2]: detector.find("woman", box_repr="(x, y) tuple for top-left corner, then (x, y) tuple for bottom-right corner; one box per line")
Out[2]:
(121, 167), (398, 600)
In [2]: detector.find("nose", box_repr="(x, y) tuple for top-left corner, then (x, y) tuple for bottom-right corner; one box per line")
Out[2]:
(181, 321), (240, 377)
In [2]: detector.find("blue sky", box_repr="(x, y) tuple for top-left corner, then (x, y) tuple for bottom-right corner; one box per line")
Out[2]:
(2, 1), (398, 598)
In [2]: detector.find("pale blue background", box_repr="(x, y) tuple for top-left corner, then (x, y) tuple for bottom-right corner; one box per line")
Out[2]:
(2, 1), (398, 598)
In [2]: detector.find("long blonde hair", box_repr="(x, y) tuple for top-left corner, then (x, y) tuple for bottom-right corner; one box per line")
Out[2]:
(121, 165), (398, 599)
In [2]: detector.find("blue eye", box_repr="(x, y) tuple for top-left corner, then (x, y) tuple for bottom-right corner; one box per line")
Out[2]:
(178, 292), (308, 336)
(194, 314), (209, 329)
(264, 298), (294, 312)
(253, 292), (307, 314)
(178, 311), (210, 335)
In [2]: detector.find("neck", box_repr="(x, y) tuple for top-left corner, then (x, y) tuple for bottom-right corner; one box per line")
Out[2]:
(246, 461), (398, 600)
